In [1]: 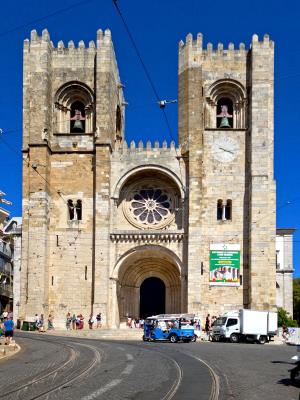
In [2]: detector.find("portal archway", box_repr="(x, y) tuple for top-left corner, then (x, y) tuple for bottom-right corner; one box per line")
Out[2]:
(140, 277), (166, 318)
(113, 245), (182, 325)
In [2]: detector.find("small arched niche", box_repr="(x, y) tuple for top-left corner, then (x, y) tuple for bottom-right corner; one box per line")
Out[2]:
(206, 79), (247, 129)
(54, 81), (94, 133)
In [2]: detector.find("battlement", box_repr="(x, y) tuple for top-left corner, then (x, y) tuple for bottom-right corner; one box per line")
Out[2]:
(24, 28), (113, 53)
(179, 33), (274, 72)
(115, 139), (180, 155)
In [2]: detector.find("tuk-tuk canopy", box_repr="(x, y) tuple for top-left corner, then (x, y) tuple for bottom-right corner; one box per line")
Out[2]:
(146, 313), (195, 320)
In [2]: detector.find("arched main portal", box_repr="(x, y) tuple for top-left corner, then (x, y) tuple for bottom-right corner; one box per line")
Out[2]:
(112, 246), (182, 326)
(140, 277), (166, 318)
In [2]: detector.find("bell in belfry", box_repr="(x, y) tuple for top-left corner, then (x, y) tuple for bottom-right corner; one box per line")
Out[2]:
(217, 105), (232, 128)
(70, 109), (85, 132)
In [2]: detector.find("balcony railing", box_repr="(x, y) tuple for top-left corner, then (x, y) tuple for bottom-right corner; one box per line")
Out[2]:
(0, 241), (12, 258)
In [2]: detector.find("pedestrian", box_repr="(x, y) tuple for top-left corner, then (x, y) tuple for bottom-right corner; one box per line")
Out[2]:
(3, 316), (14, 345)
(66, 312), (72, 330)
(37, 314), (45, 332)
(96, 312), (102, 328)
(205, 314), (211, 340)
(47, 314), (54, 330)
(72, 313), (77, 330)
(34, 313), (39, 330)
(88, 314), (95, 329)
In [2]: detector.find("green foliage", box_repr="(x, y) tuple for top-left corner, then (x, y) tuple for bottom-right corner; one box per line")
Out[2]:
(293, 278), (300, 325)
(277, 307), (298, 327)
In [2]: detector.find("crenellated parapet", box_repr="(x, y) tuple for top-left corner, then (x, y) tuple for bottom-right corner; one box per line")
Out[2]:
(115, 139), (179, 156)
(179, 32), (273, 73)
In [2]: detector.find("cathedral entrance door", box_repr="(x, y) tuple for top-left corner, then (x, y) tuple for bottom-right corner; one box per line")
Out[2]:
(139, 277), (165, 319)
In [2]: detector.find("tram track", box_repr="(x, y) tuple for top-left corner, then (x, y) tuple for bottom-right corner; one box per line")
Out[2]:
(0, 335), (103, 400)
(0, 333), (217, 399)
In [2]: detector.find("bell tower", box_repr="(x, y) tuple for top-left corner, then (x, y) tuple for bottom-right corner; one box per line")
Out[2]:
(21, 28), (125, 326)
(178, 33), (276, 316)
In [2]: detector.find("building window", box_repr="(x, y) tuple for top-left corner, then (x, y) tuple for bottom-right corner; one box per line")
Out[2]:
(54, 81), (94, 133)
(68, 200), (74, 220)
(217, 200), (223, 220)
(116, 105), (122, 133)
(217, 199), (232, 221)
(205, 79), (247, 129)
(68, 199), (82, 221)
(75, 200), (82, 221)
(225, 199), (232, 220)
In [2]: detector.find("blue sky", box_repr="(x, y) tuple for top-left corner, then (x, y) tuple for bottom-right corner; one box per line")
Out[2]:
(0, 0), (299, 275)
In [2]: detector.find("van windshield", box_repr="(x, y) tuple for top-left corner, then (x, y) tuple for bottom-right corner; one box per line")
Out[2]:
(214, 317), (227, 326)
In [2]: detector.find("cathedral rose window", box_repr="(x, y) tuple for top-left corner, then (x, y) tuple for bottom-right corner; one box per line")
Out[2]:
(123, 181), (175, 229)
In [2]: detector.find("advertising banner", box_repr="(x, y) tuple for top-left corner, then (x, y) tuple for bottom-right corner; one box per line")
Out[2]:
(209, 243), (240, 286)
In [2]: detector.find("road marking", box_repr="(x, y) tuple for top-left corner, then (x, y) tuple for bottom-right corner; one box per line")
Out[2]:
(116, 346), (124, 351)
(126, 353), (133, 361)
(81, 379), (122, 400)
(121, 364), (134, 375)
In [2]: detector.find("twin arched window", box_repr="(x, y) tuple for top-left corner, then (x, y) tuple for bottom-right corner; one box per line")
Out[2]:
(217, 199), (232, 221)
(68, 199), (82, 221)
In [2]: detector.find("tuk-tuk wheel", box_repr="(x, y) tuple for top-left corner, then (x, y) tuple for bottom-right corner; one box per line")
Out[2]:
(169, 334), (178, 343)
(191, 335), (197, 342)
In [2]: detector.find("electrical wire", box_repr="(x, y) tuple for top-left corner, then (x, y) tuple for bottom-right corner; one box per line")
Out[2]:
(111, 0), (184, 185)
(0, 0), (94, 38)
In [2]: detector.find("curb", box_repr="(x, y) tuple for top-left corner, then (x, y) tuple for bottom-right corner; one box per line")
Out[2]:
(0, 343), (21, 361)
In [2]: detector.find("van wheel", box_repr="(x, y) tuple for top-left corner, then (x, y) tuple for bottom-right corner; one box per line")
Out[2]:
(258, 335), (266, 345)
(169, 334), (178, 343)
(230, 333), (239, 343)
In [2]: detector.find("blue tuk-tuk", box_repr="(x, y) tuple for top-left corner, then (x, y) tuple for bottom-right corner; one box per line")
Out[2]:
(143, 314), (196, 343)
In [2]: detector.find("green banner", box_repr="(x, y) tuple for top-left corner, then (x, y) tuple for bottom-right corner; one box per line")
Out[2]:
(209, 249), (240, 286)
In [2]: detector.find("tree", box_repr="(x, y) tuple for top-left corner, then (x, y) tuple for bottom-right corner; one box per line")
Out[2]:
(277, 307), (298, 327)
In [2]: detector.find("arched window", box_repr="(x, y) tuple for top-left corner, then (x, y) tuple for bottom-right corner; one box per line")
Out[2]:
(206, 79), (247, 129)
(75, 200), (82, 221)
(116, 105), (122, 133)
(217, 200), (223, 220)
(67, 200), (74, 220)
(225, 199), (232, 220)
(54, 82), (94, 133)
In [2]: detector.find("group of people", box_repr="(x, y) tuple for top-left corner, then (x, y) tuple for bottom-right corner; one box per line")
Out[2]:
(65, 312), (102, 330)
(0, 312), (14, 345)
(127, 317), (145, 329)
(34, 313), (54, 332)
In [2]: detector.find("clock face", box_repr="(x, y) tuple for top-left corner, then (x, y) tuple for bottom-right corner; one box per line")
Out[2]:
(212, 136), (239, 163)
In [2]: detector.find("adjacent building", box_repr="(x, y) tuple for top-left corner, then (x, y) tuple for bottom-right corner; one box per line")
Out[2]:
(20, 28), (277, 328)
(276, 228), (295, 317)
(0, 207), (13, 313)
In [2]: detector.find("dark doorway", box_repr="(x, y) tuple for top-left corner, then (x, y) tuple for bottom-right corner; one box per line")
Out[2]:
(140, 277), (165, 319)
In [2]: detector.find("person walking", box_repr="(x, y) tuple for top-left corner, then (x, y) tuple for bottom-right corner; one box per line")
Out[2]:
(66, 312), (72, 330)
(37, 314), (45, 332)
(47, 314), (54, 330)
(205, 314), (211, 340)
(3, 316), (14, 345)
(72, 313), (77, 330)
(88, 314), (95, 330)
(96, 312), (102, 329)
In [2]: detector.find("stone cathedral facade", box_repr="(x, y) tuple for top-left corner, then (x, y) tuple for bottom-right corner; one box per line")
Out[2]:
(20, 28), (276, 328)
